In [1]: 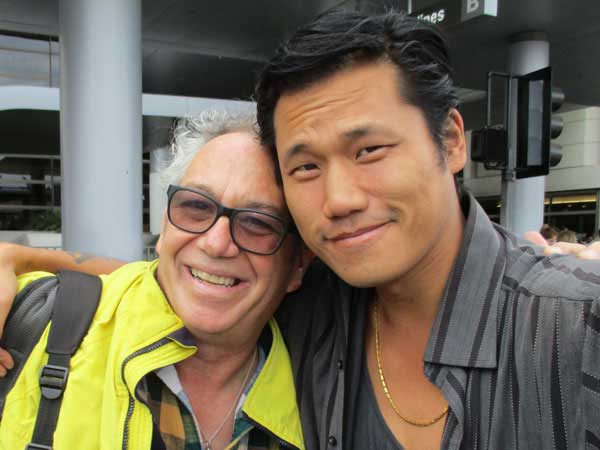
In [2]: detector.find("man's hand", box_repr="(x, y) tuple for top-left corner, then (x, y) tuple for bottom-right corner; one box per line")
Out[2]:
(544, 240), (600, 259)
(524, 231), (600, 259)
(0, 347), (14, 376)
(0, 243), (18, 336)
(0, 242), (18, 375)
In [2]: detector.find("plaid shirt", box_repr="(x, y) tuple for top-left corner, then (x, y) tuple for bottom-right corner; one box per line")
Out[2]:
(138, 348), (283, 450)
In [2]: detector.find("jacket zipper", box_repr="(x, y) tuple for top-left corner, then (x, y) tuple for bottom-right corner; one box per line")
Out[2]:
(246, 416), (300, 450)
(121, 337), (170, 450)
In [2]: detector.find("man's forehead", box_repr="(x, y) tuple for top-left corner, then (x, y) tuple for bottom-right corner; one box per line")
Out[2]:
(274, 62), (405, 123)
(275, 60), (404, 106)
(180, 131), (286, 211)
(188, 132), (269, 167)
(203, 130), (260, 151)
(272, 62), (413, 158)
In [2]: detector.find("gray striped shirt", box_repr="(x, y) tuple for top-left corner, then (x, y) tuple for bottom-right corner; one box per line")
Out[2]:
(278, 194), (600, 450)
(423, 195), (600, 449)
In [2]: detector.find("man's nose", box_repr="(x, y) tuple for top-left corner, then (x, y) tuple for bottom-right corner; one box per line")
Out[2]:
(197, 216), (241, 257)
(322, 162), (368, 219)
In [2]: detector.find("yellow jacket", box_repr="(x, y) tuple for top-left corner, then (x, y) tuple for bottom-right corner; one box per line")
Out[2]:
(0, 261), (304, 450)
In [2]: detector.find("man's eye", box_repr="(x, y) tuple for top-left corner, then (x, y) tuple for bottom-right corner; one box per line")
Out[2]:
(290, 163), (319, 174)
(239, 215), (278, 234)
(177, 200), (216, 220)
(181, 199), (211, 210)
(356, 146), (384, 159)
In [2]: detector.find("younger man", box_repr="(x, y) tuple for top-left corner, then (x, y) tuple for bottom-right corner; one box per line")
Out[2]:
(256, 8), (600, 450)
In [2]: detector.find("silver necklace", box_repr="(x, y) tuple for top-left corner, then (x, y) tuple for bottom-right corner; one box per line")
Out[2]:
(198, 348), (257, 450)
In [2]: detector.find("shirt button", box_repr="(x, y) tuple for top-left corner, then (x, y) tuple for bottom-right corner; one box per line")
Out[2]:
(337, 359), (343, 370)
(328, 436), (337, 446)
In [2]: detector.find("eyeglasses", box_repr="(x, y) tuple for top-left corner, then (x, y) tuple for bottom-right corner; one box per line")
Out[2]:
(167, 185), (294, 255)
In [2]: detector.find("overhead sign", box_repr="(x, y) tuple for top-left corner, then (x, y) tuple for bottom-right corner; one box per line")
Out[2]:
(410, 0), (497, 29)
(461, 0), (498, 22)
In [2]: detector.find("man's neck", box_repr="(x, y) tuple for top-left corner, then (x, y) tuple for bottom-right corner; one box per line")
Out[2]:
(175, 343), (258, 450)
(177, 341), (257, 391)
(375, 198), (465, 335)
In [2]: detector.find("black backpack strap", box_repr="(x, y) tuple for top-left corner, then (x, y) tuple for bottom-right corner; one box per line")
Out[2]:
(0, 276), (57, 416)
(26, 271), (102, 450)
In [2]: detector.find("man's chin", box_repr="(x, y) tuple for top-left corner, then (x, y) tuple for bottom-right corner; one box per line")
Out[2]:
(328, 262), (397, 289)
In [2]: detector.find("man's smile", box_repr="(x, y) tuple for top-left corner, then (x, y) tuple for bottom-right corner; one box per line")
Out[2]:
(187, 266), (242, 287)
(324, 222), (390, 248)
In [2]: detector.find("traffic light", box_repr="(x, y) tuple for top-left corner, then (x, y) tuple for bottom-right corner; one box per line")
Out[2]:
(549, 86), (565, 167)
(515, 66), (565, 179)
(470, 71), (509, 170)
(470, 127), (508, 169)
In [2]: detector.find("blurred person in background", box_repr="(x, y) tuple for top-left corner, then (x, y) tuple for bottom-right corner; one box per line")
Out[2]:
(539, 224), (558, 244)
(557, 228), (578, 243)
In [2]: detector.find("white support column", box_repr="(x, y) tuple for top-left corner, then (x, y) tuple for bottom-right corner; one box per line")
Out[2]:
(59, 0), (143, 260)
(150, 147), (171, 236)
(501, 32), (549, 235)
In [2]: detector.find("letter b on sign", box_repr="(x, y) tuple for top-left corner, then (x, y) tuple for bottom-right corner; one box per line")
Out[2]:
(461, 0), (497, 22)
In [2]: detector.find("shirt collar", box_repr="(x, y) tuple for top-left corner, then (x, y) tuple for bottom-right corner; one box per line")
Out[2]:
(156, 320), (305, 450)
(242, 318), (305, 450)
(423, 193), (506, 369)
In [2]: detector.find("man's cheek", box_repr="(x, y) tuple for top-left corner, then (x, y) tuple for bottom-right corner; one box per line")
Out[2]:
(283, 191), (304, 217)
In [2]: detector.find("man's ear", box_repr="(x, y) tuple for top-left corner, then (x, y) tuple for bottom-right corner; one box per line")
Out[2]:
(155, 210), (168, 256)
(443, 108), (467, 174)
(286, 244), (315, 293)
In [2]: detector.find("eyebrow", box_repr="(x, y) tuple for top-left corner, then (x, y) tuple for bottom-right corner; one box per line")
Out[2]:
(181, 183), (284, 216)
(245, 202), (285, 216)
(343, 126), (373, 140)
(283, 142), (310, 166)
(183, 182), (216, 197)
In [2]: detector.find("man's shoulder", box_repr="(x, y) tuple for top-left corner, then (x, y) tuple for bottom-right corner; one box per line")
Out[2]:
(277, 260), (338, 321)
(501, 232), (600, 303)
(98, 260), (158, 296)
(276, 259), (368, 343)
(277, 259), (366, 316)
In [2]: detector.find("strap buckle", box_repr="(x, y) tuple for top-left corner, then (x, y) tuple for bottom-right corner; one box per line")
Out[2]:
(39, 364), (69, 400)
(25, 443), (53, 450)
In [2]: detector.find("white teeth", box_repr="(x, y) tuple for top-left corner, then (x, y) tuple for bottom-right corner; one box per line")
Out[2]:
(190, 268), (236, 287)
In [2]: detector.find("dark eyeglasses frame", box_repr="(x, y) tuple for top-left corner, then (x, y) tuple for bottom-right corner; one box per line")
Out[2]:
(166, 184), (295, 256)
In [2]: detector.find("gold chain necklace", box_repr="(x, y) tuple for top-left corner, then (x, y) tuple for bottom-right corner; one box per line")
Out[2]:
(373, 302), (449, 428)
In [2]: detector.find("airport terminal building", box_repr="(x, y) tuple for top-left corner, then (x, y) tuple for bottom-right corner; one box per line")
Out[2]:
(0, 0), (599, 258)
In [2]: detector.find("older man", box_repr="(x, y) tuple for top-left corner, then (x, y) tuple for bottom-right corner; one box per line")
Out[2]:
(0, 112), (310, 450)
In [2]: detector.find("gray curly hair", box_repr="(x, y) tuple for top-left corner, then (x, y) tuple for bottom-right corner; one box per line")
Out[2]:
(160, 109), (258, 189)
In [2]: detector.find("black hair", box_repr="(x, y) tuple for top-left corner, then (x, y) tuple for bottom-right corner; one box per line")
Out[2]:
(255, 8), (459, 176)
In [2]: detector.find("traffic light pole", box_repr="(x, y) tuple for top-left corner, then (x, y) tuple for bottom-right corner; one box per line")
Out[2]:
(499, 77), (517, 228)
(596, 190), (600, 238)
(500, 32), (549, 235)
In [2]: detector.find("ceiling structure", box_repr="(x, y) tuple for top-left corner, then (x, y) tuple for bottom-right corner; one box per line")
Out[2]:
(0, 0), (599, 152)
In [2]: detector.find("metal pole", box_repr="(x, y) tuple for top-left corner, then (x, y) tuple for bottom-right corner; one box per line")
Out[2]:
(500, 78), (517, 228)
(500, 32), (549, 235)
(59, 0), (143, 260)
(50, 158), (55, 207)
(595, 190), (600, 238)
(48, 37), (52, 87)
